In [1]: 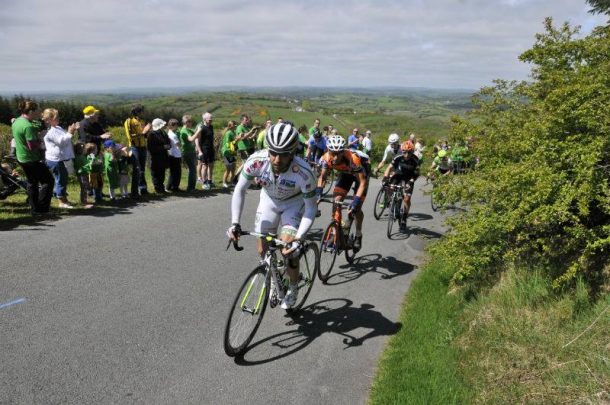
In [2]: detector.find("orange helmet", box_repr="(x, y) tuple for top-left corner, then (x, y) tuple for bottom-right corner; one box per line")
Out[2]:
(401, 141), (414, 152)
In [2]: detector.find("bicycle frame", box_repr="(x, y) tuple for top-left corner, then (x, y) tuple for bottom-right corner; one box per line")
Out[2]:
(319, 198), (353, 252)
(227, 232), (289, 311)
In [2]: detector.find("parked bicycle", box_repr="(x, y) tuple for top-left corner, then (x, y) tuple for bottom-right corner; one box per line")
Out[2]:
(317, 198), (357, 283)
(223, 231), (319, 356)
(0, 156), (28, 201)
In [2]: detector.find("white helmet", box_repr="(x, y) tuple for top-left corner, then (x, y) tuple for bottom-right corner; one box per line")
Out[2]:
(327, 135), (346, 152)
(388, 133), (400, 144)
(266, 123), (299, 154)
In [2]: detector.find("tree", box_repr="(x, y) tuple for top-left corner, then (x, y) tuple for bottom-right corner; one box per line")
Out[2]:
(433, 17), (610, 291)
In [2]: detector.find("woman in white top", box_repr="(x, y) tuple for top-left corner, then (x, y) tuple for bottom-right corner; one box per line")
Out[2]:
(166, 118), (183, 191)
(42, 108), (79, 208)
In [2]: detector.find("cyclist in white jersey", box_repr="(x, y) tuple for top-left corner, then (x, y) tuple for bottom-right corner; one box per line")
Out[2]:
(227, 123), (317, 309)
(374, 133), (401, 175)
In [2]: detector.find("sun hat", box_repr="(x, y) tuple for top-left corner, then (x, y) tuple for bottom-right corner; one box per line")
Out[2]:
(103, 140), (115, 149)
(152, 118), (166, 131)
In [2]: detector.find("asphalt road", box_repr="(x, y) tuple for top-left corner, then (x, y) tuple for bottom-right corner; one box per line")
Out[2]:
(0, 177), (446, 404)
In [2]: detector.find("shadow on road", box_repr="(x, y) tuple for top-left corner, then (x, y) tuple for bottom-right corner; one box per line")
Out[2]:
(323, 253), (416, 285)
(234, 298), (401, 365)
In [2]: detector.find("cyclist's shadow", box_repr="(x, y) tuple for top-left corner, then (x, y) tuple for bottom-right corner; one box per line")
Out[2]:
(234, 298), (402, 365)
(323, 253), (416, 285)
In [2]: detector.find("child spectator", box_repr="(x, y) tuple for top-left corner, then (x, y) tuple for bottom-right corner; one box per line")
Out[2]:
(103, 140), (120, 200)
(116, 144), (130, 198)
(73, 142), (94, 208)
(86, 142), (104, 203)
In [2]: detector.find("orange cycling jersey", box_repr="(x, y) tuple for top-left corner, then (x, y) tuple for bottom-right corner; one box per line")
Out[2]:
(319, 150), (364, 175)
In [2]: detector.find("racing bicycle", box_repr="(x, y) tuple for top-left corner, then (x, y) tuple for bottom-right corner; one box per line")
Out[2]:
(317, 198), (357, 283)
(223, 231), (319, 356)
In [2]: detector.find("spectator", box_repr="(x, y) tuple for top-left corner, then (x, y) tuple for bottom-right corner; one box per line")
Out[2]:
(73, 142), (94, 208)
(116, 144), (130, 198)
(124, 104), (151, 196)
(178, 115), (198, 192)
(255, 119), (272, 150)
(348, 128), (361, 150)
(12, 99), (55, 215)
(86, 142), (104, 203)
(194, 112), (216, 190)
(102, 140), (120, 200)
(42, 108), (79, 209)
(235, 114), (258, 161)
(147, 118), (171, 194)
(79, 105), (112, 151)
(362, 130), (373, 155)
(309, 118), (321, 137)
(220, 120), (238, 189)
(166, 118), (182, 192)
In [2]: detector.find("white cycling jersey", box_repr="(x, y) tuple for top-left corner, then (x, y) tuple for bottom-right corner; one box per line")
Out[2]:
(382, 144), (399, 163)
(231, 150), (317, 239)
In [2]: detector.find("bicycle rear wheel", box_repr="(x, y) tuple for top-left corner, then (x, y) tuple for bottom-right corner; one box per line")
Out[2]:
(318, 222), (339, 283)
(224, 266), (269, 356)
(287, 242), (319, 313)
(373, 187), (388, 220)
(387, 199), (397, 238)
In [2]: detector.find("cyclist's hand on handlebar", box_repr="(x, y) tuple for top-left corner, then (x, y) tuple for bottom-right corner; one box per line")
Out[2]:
(227, 223), (242, 241)
(349, 196), (362, 215)
(381, 176), (389, 186)
(315, 186), (323, 204)
(282, 239), (304, 259)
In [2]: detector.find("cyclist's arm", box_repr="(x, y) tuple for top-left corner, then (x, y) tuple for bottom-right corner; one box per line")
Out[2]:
(230, 171), (253, 224)
(317, 167), (328, 188)
(355, 170), (367, 198)
(295, 196), (317, 239)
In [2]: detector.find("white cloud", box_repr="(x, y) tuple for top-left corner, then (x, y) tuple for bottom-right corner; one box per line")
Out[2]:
(0, 0), (605, 92)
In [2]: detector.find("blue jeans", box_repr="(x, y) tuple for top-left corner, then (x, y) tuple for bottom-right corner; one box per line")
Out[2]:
(182, 151), (197, 191)
(129, 146), (148, 195)
(46, 159), (68, 197)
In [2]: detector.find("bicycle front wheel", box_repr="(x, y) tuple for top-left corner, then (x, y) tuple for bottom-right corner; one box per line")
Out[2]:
(224, 266), (269, 356)
(373, 187), (388, 220)
(344, 218), (356, 264)
(387, 199), (397, 238)
(319, 222), (339, 283)
(287, 242), (319, 313)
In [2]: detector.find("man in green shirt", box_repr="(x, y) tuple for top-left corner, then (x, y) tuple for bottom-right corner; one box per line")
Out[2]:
(220, 120), (238, 188)
(12, 99), (55, 215)
(235, 114), (259, 160)
(179, 114), (198, 191)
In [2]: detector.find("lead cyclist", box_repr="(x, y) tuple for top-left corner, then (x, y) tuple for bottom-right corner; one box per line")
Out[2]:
(227, 123), (318, 309)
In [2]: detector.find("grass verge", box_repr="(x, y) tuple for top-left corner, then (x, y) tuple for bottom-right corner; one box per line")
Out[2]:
(369, 257), (470, 404)
(369, 255), (610, 404)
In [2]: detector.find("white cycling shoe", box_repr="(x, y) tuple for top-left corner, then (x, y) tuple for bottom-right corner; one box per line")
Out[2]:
(280, 285), (299, 309)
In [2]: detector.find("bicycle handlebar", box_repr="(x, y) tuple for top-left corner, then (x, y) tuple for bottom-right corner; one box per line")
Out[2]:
(226, 230), (289, 252)
(318, 198), (351, 207)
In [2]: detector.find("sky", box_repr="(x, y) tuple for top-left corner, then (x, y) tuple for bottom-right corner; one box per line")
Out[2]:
(0, 0), (605, 93)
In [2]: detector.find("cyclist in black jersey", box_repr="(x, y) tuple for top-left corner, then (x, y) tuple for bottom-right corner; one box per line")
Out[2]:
(382, 141), (420, 232)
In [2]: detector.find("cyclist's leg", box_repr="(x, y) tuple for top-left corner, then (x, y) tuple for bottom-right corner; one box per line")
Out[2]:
(254, 192), (281, 258)
(278, 199), (305, 284)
